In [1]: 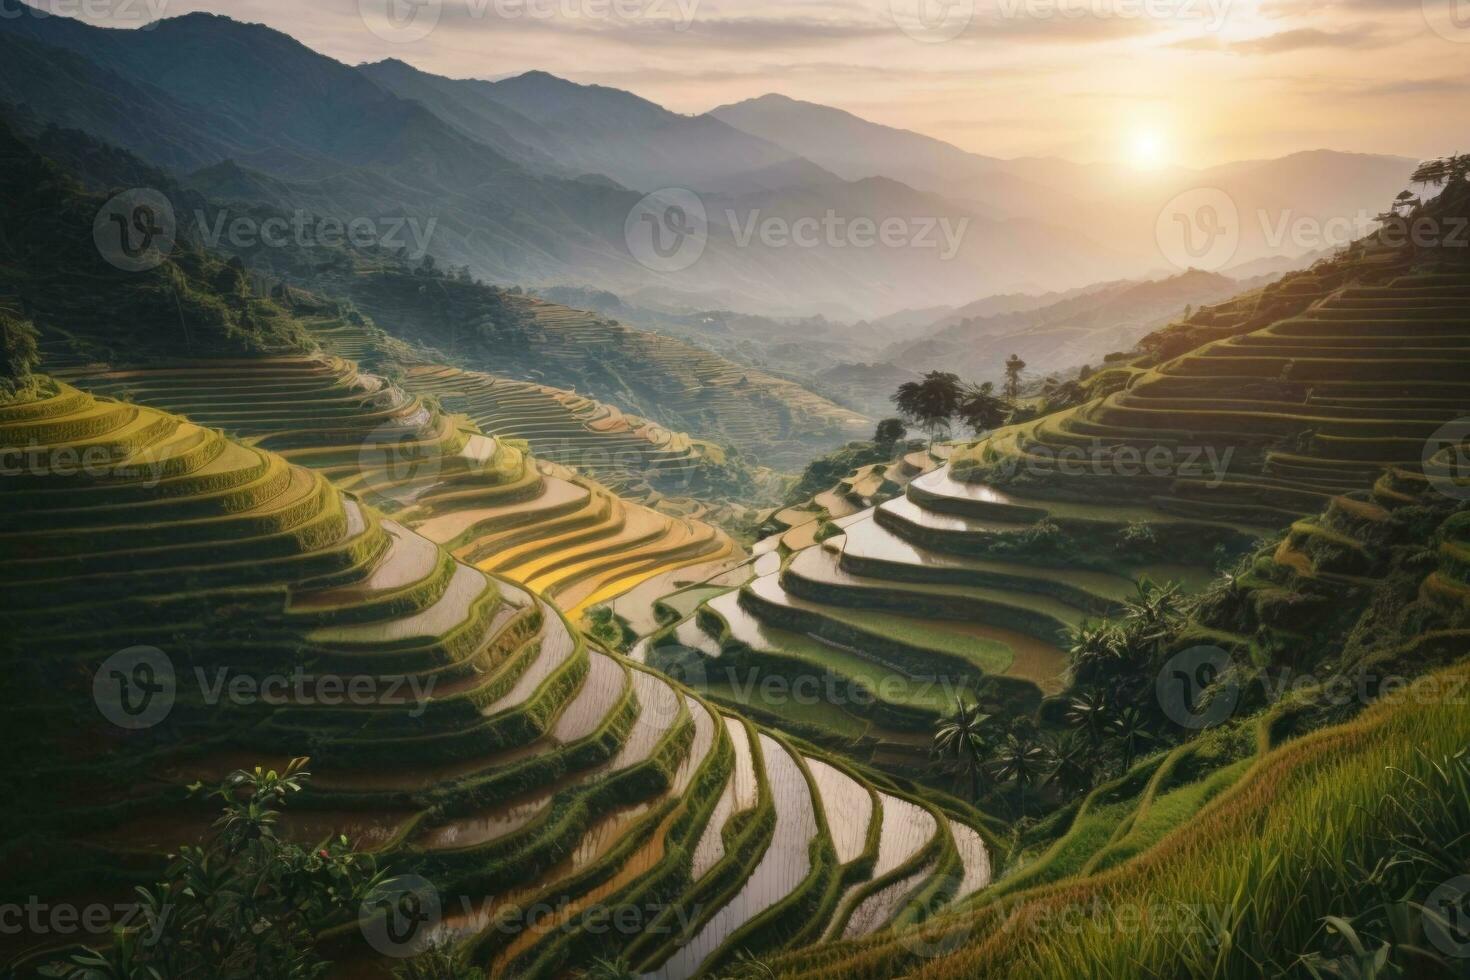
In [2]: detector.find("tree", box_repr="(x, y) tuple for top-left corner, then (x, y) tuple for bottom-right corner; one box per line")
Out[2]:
(1003, 354), (1027, 401)
(1066, 619), (1123, 684)
(1044, 729), (1097, 800)
(873, 417), (908, 449)
(1107, 706), (1156, 773)
(46, 758), (384, 980)
(1065, 689), (1114, 748)
(1412, 158), (1450, 189)
(892, 371), (963, 447)
(933, 694), (994, 801)
(956, 381), (1011, 436)
(1, 311), (41, 397)
(990, 732), (1046, 816)
(1121, 576), (1184, 663)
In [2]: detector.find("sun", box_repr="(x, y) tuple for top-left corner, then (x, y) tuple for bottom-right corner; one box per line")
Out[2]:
(1128, 128), (1168, 171)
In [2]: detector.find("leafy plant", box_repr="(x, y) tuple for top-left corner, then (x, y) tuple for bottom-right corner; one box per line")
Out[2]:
(41, 758), (384, 980)
(933, 694), (995, 801)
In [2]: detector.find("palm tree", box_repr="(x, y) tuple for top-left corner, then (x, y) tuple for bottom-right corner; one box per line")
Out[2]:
(957, 381), (1011, 436)
(1108, 706), (1156, 773)
(1066, 619), (1122, 684)
(1065, 689), (1113, 748)
(933, 694), (993, 801)
(990, 732), (1046, 817)
(1122, 576), (1182, 662)
(1044, 729), (1097, 801)
(893, 371), (963, 447)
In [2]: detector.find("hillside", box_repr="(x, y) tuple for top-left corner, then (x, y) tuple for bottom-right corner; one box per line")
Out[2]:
(620, 173), (1470, 815)
(0, 8), (1122, 319)
(0, 377), (993, 978)
(884, 269), (1275, 383)
(0, 121), (1005, 974)
(337, 271), (870, 468)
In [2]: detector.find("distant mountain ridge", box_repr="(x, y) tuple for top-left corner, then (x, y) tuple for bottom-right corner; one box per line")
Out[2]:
(0, 3), (1422, 321)
(881, 268), (1271, 381)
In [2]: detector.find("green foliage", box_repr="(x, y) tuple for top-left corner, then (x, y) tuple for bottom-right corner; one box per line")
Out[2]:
(40, 758), (383, 980)
(0, 310), (41, 397)
(812, 520), (842, 544)
(956, 381), (1011, 435)
(1002, 354), (1026, 401)
(933, 694), (995, 801)
(873, 417), (907, 447)
(584, 605), (630, 650)
(394, 944), (487, 980)
(576, 956), (640, 980)
(0, 119), (313, 361)
(783, 440), (897, 505)
(893, 371), (963, 445)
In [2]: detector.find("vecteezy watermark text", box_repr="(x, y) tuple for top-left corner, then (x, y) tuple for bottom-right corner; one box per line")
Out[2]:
(358, 0), (699, 44)
(93, 647), (438, 730)
(195, 210), (438, 260)
(0, 896), (171, 943)
(727, 210), (971, 260)
(0, 0), (167, 26)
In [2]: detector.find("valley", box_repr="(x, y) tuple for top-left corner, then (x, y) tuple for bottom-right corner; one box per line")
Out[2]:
(1, 2), (1467, 979)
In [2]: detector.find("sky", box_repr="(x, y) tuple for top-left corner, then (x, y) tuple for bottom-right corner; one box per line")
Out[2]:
(33, 0), (1470, 168)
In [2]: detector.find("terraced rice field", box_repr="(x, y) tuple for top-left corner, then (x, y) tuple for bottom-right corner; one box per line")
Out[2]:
(400, 364), (705, 504)
(58, 353), (740, 620)
(639, 456), (1241, 752)
(952, 271), (1470, 525)
(342, 277), (869, 468)
(631, 267), (1470, 765)
(0, 378), (991, 978)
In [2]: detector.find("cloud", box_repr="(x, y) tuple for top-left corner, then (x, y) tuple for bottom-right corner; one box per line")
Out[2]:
(1259, 0), (1423, 17)
(1171, 22), (1398, 53)
(1355, 75), (1470, 96)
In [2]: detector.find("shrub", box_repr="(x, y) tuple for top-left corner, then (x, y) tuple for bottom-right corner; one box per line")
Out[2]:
(39, 758), (384, 980)
(0, 311), (41, 398)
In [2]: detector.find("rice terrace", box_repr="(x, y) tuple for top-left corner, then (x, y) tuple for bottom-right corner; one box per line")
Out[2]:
(1, 0), (1469, 977)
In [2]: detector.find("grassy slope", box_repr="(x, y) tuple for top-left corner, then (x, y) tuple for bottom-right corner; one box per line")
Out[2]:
(776, 656), (1470, 978)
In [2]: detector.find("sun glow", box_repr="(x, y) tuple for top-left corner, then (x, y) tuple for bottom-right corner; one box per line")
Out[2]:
(1128, 128), (1168, 171)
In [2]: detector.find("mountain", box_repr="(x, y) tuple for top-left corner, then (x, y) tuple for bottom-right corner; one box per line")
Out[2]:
(713, 94), (1419, 274)
(882, 268), (1268, 381)
(708, 93), (1072, 222)
(361, 60), (833, 194)
(0, 4), (1418, 321)
(0, 8), (1134, 318)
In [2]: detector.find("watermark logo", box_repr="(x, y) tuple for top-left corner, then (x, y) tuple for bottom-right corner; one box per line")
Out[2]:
(93, 646), (176, 730)
(1156, 645), (1239, 729)
(891, 0), (975, 42)
(93, 646), (438, 730)
(1423, 417), (1470, 501)
(1423, 0), (1470, 43)
(357, 414), (445, 507)
(360, 874), (441, 957)
(625, 188), (708, 273)
(1155, 187), (1239, 272)
(359, 0), (442, 43)
(94, 188), (176, 273)
(1425, 875), (1470, 957)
